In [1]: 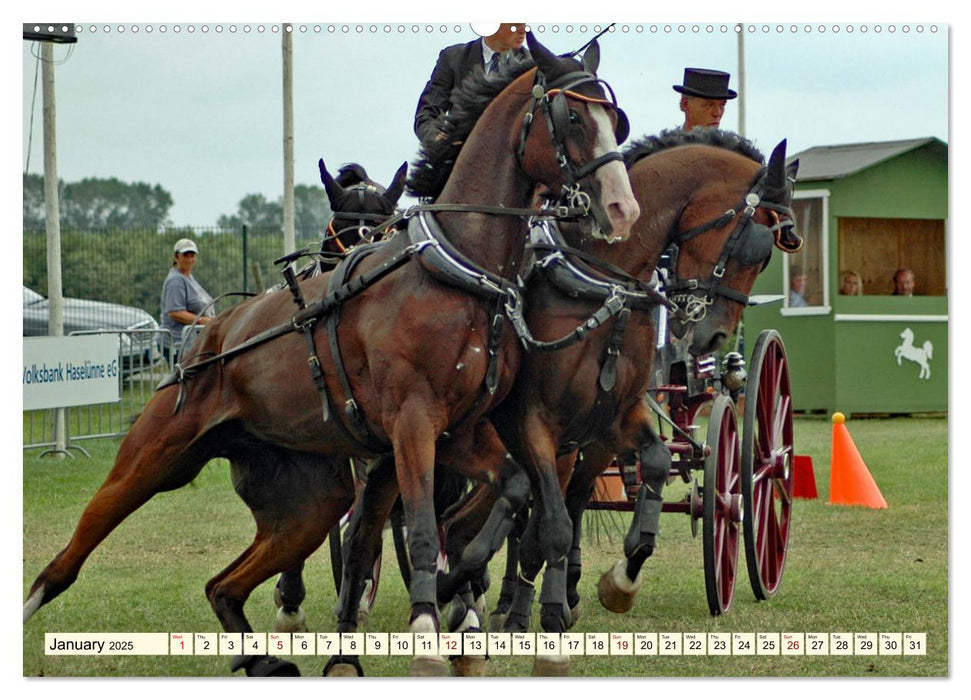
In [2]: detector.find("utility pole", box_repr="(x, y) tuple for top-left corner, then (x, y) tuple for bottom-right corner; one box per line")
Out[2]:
(737, 24), (746, 137)
(282, 25), (296, 255)
(42, 41), (67, 456)
(25, 24), (76, 457)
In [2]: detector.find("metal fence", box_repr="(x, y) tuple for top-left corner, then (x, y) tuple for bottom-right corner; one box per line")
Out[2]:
(23, 225), (323, 451)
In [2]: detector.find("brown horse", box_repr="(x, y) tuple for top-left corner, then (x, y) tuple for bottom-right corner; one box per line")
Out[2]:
(439, 130), (800, 657)
(320, 160), (408, 255)
(22, 33), (638, 678)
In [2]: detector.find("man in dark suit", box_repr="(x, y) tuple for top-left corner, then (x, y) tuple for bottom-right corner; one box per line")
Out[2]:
(673, 67), (738, 130)
(414, 23), (527, 146)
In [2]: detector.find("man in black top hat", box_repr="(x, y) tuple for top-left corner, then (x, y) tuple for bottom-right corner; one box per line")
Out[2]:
(414, 23), (528, 147)
(674, 67), (738, 130)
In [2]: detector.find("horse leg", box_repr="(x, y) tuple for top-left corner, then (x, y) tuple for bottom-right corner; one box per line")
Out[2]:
(434, 422), (531, 611)
(562, 452), (600, 627)
(502, 504), (540, 633)
(209, 448), (352, 677)
(324, 455), (399, 677)
(598, 430), (671, 613)
(24, 400), (216, 622)
(273, 563), (307, 633)
(387, 406), (454, 677)
(435, 421), (531, 677)
(505, 446), (578, 635)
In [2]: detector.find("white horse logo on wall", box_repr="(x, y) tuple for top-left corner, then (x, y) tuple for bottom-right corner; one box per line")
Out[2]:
(894, 327), (933, 380)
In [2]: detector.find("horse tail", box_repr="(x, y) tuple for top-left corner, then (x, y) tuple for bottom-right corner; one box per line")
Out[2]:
(924, 341), (933, 360)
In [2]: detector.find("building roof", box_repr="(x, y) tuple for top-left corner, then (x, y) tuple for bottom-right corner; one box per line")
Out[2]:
(789, 137), (947, 182)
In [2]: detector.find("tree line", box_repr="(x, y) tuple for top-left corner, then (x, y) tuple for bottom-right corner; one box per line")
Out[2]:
(23, 174), (334, 321)
(23, 173), (332, 232)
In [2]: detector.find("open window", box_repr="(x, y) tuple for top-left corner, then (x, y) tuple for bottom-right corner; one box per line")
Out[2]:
(837, 216), (946, 296)
(783, 190), (829, 314)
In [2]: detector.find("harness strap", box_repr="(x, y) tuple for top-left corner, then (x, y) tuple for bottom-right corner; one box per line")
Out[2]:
(528, 240), (673, 311)
(323, 245), (400, 453)
(504, 285), (627, 352)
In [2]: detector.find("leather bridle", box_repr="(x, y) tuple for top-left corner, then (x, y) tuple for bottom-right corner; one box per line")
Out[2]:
(516, 69), (630, 215)
(663, 167), (800, 323)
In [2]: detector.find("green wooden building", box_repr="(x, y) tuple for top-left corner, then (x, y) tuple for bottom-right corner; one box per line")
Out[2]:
(742, 137), (948, 415)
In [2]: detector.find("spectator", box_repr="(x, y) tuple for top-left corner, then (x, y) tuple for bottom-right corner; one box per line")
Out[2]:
(789, 272), (809, 307)
(892, 267), (915, 296)
(414, 23), (528, 147)
(160, 238), (214, 361)
(673, 68), (737, 131)
(839, 270), (863, 296)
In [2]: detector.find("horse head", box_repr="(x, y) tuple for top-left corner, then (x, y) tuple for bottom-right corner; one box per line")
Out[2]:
(518, 32), (638, 244)
(655, 136), (800, 355)
(410, 31), (638, 251)
(318, 159), (408, 253)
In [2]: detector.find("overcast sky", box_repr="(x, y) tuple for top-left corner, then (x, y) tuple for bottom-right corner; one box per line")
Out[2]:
(21, 16), (948, 228)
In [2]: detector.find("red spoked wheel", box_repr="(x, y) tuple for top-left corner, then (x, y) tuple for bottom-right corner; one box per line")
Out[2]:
(702, 394), (743, 616)
(741, 330), (794, 600)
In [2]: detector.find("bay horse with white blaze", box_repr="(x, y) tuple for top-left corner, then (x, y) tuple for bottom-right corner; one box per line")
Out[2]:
(22, 32), (637, 678)
(439, 130), (801, 647)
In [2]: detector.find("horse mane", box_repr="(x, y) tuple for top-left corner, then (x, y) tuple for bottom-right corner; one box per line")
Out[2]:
(624, 128), (766, 169)
(407, 56), (536, 199)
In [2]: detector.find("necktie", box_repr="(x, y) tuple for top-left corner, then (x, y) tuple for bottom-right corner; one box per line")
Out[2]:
(488, 52), (500, 75)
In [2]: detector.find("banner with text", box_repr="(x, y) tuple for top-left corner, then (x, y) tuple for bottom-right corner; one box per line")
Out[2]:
(23, 336), (121, 410)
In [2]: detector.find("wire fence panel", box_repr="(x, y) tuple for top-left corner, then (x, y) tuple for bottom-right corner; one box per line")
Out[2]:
(23, 225), (323, 450)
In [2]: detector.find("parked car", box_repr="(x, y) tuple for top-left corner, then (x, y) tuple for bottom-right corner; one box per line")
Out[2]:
(22, 285), (162, 374)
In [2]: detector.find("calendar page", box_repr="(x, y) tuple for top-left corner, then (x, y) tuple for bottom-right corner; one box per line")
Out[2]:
(20, 3), (951, 686)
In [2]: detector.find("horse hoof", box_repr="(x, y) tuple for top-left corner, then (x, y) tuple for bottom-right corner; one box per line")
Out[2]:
(488, 611), (508, 633)
(274, 606), (307, 633)
(409, 656), (450, 677)
(326, 663), (361, 677)
(323, 655), (364, 677)
(242, 655), (301, 677)
(532, 655), (570, 677)
(450, 655), (487, 677)
(597, 560), (642, 614)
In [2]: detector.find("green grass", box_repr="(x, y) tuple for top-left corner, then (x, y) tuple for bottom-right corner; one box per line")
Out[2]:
(22, 415), (948, 677)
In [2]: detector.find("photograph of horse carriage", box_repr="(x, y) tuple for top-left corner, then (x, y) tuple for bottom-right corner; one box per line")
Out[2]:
(22, 20), (949, 680)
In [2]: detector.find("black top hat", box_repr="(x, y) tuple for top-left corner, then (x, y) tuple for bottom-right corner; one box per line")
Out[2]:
(673, 68), (737, 100)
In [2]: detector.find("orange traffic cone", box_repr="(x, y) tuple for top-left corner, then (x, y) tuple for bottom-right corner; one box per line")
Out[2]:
(792, 455), (818, 499)
(828, 413), (888, 508)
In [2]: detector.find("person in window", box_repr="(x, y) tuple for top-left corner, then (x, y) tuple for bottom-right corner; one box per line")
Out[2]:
(892, 267), (915, 296)
(840, 270), (863, 296)
(160, 238), (213, 361)
(414, 23), (528, 148)
(789, 272), (809, 307)
(673, 68), (737, 131)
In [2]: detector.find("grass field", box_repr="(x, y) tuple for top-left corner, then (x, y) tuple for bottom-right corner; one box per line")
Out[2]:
(22, 414), (948, 678)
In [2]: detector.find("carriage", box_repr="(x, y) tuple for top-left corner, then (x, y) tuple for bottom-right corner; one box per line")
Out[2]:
(587, 310), (795, 616)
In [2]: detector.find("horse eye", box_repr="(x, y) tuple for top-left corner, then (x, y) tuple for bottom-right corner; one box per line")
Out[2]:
(569, 110), (580, 124)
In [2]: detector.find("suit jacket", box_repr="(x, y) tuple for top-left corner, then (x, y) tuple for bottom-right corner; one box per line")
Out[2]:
(413, 39), (485, 145)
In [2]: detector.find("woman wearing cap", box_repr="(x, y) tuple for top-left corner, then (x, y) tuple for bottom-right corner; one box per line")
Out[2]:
(160, 238), (214, 361)
(674, 67), (738, 130)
